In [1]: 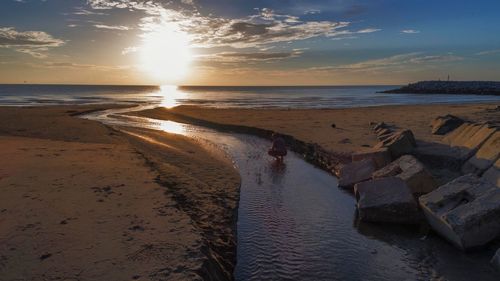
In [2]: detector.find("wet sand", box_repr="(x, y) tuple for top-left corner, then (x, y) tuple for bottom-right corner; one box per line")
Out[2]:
(133, 103), (500, 154)
(0, 105), (240, 281)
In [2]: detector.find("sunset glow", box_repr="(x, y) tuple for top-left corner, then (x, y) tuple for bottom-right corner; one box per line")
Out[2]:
(139, 22), (192, 83)
(1, 1), (500, 85)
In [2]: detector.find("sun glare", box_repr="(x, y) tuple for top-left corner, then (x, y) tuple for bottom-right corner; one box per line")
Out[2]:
(158, 85), (188, 108)
(140, 22), (192, 82)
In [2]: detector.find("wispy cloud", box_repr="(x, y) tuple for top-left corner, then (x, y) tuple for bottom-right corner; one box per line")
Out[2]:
(475, 49), (500, 56)
(121, 46), (138, 55)
(73, 7), (107, 16)
(307, 53), (462, 73)
(198, 49), (304, 63)
(37, 61), (131, 71)
(401, 29), (420, 34)
(94, 24), (130, 30)
(0, 27), (64, 58)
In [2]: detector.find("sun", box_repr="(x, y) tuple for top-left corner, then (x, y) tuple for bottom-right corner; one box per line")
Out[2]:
(139, 22), (192, 83)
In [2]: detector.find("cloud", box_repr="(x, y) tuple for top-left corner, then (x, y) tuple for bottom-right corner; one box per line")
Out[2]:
(307, 53), (463, 73)
(475, 49), (500, 56)
(87, 1), (380, 49)
(0, 27), (64, 58)
(0, 27), (64, 47)
(94, 24), (130, 30)
(121, 46), (138, 55)
(401, 29), (420, 34)
(73, 7), (107, 16)
(198, 49), (304, 63)
(37, 61), (131, 71)
(181, 9), (354, 48)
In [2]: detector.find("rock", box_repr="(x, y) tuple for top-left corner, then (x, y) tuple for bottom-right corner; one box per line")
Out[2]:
(430, 114), (465, 135)
(373, 122), (387, 132)
(338, 158), (377, 188)
(414, 141), (463, 170)
(443, 123), (496, 160)
(482, 158), (499, 187)
(419, 174), (500, 250)
(372, 155), (438, 195)
(462, 130), (499, 175)
(375, 130), (416, 158)
(377, 128), (392, 137)
(491, 248), (500, 271)
(331, 123), (336, 128)
(354, 177), (421, 224)
(352, 147), (392, 169)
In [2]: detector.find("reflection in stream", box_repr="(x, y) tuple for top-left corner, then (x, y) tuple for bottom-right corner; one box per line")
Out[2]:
(83, 107), (499, 281)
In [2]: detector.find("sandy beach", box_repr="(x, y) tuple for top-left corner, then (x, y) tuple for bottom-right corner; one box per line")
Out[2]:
(0, 105), (240, 281)
(134, 103), (500, 155)
(1, 102), (499, 280)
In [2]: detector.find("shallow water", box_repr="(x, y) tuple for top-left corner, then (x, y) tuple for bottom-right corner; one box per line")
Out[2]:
(84, 107), (500, 281)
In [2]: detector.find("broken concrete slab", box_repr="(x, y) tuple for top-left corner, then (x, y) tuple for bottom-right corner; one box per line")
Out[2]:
(482, 158), (499, 187)
(375, 130), (416, 158)
(337, 158), (377, 188)
(414, 141), (463, 171)
(443, 122), (483, 147)
(354, 177), (421, 224)
(462, 130), (500, 175)
(419, 174), (500, 250)
(352, 147), (392, 170)
(443, 123), (496, 160)
(430, 114), (464, 135)
(372, 155), (438, 195)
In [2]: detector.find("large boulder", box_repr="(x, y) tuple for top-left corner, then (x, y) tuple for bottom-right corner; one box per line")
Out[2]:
(419, 174), (500, 250)
(372, 155), (438, 195)
(462, 130), (499, 175)
(430, 114), (464, 135)
(354, 177), (421, 224)
(337, 158), (376, 188)
(352, 147), (392, 169)
(482, 158), (499, 187)
(375, 130), (416, 158)
(492, 248), (500, 271)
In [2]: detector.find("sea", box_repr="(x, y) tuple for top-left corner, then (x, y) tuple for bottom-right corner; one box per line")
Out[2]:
(1, 84), (499, 108)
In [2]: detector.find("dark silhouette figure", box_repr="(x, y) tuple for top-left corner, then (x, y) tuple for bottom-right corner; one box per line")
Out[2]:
(268, 133), (287, 162)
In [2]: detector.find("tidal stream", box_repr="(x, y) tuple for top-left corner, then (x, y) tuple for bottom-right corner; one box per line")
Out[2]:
(84, 106), (499, 281)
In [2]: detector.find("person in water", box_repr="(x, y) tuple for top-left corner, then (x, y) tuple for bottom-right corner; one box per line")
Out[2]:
(268, 133), (287, 162)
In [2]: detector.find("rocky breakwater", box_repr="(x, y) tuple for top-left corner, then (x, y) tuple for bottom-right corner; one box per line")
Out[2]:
(338, 122), (438, 225)
(338, 117), (500, 255)
(382, 81), (500, 96)
(416, 117), (500, 254)
(336, 114), (500, 274)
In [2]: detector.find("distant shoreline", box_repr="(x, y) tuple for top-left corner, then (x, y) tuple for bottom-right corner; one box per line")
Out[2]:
(382, 81), (500, 96)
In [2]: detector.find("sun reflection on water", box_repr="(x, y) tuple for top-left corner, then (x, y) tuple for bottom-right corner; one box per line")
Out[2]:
(157, 120), (187, 135)
(158, 85), (187, 108)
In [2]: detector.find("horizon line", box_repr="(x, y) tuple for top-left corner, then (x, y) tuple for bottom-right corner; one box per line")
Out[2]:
(0, 83), (404, 87)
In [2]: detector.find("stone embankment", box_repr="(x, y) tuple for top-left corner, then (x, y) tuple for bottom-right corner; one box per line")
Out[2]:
(337, 114), (499, 259)
(382, 81), (500, 96)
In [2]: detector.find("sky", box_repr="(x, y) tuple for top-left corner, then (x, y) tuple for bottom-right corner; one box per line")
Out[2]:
(0, 0), (499, 85)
